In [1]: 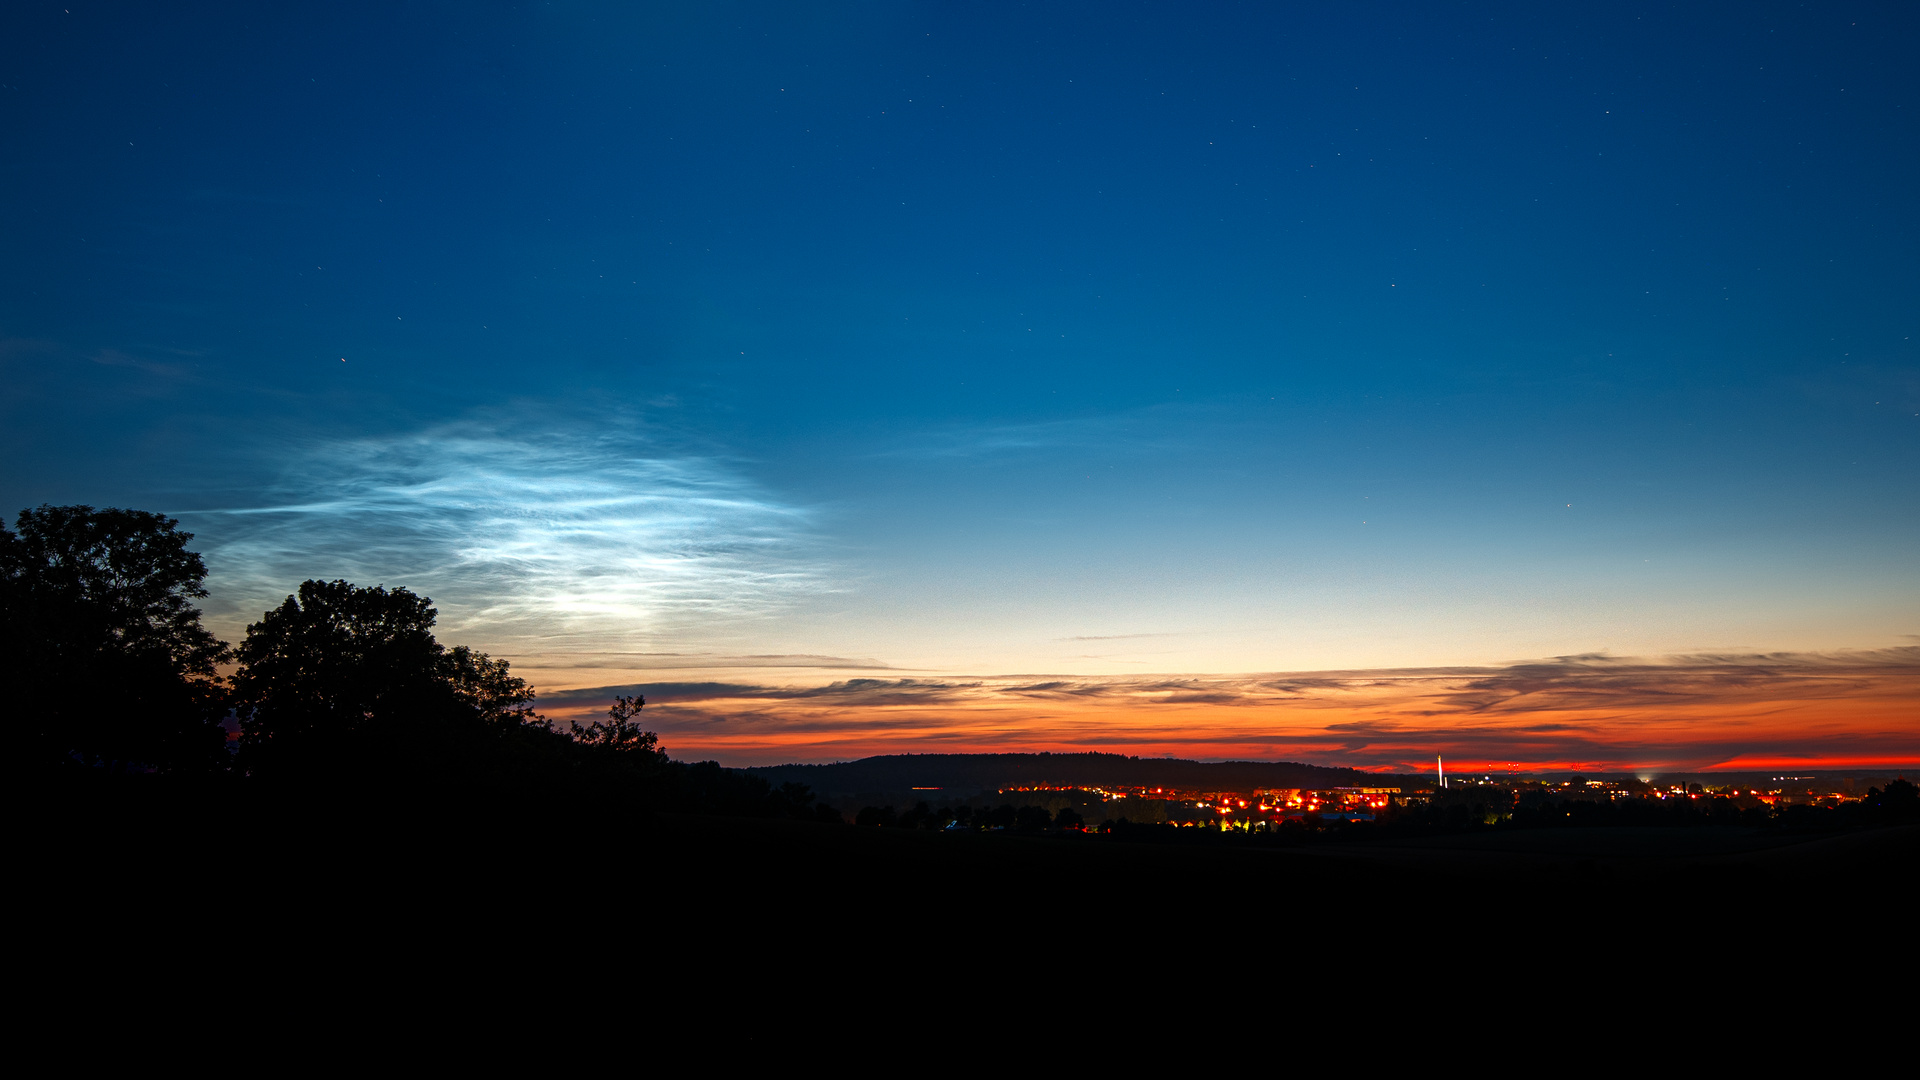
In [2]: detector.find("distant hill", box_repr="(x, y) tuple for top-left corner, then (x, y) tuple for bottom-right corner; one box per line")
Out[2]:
(743, 752), (1383, 796)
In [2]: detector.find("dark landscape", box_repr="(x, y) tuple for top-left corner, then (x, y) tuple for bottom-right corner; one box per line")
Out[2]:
(8, 5), (1918, 990)
(14, 506), (1914, 973)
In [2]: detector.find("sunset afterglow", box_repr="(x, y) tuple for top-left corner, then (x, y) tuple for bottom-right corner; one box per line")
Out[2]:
(532, 649), (1920, 770)
(4, 4), (1915, 773)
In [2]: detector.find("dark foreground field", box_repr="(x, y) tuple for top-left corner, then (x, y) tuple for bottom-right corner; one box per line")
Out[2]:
(25, 777), (1916, 983)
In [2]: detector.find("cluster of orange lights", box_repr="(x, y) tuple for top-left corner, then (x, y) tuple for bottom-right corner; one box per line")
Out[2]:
(1159, 787), (1402, 819)
(992, 777), (1887, 825)
(991, 784), (1407, 820)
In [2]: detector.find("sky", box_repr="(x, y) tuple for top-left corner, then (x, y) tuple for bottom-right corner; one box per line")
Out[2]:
(3, 1), (1915, 770)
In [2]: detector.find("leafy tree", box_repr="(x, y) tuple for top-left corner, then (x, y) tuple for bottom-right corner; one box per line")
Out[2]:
(569, 694), (662, 760)
(1054, 806), (1085, 830)
(231, 579), (538, 776)
(1, 505), (230, 772)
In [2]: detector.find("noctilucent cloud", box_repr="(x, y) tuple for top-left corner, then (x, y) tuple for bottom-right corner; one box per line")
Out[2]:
(3, 3), (1915, 768)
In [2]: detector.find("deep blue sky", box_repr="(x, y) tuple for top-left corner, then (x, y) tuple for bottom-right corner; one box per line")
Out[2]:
(3, 1), (1915, 686)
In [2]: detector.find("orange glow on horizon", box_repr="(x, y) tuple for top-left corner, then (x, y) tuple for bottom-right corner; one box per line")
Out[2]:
(532, 648), (1920, 770)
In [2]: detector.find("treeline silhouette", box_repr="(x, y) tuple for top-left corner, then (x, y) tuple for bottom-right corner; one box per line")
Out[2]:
(3, 505), (836, 821)
(8, 504), (1914, 842)
(15, 509), (1911, 983)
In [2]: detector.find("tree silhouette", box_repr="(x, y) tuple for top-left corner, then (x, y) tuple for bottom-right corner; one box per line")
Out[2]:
(569, 694), (662, 759)
(766, 780), (831, 820)
(232, 579), (536, 777)
(1862, 778), (1918, 825)
(2, 505), (230, 772)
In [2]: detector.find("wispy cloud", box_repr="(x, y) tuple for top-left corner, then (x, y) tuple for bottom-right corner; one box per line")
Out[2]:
(1, 337), (204, 394)
(869, 403), (1207, 461)
(88, 347), (197, 382)
(527, 653), (892, 671)
(184, 417), (831, 652)
(534, 648), (1920, 770)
